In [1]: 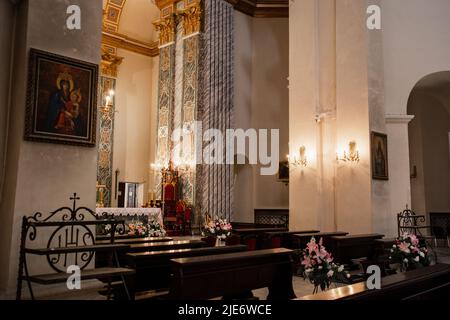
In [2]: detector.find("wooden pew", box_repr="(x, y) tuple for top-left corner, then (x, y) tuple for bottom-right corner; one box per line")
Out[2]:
(329, 233), (384, 265)
(126, 245), (247, 293)
(97, 236), (173, 245)
(292, 231), (349, 249)
(127, 239), (205, 253)
(233, 227), (289, 250)
(298, 263), (450, 300)
(231, 222), (282, 229)
(233, 227), (289, 238)
(168, 248), (296, 300)
(97, 239), (206, 267)
(262, 230), (320, 249)
(373, 238), (396, 255)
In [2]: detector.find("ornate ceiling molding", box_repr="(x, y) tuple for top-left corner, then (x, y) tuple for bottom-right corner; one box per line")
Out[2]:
(103, 0), (126, 33)
(225, 0), (288, 18)
(102, 31), (159, 57)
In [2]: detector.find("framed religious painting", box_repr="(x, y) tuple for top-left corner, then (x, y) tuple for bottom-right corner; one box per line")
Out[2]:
(25, 48), (98, 147)
(371, 131), (389, 180)
(278, 161), (289, 184)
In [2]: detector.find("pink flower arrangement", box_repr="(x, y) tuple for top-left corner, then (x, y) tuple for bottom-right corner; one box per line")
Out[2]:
(389, 233), (430, 271)
(296, 237), (349, 293)
(127, 220), (148, 237)
(203, 217), (232, 239)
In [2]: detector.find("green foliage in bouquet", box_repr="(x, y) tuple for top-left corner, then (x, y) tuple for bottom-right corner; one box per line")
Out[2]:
(389, 233), (430, 272)
(296, 237), (350, 293)
(148, 219), (166, 237)
(202, 217), (232, 240)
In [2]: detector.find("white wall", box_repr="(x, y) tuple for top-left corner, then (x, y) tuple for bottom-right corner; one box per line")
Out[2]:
(0, 0), (102, 297)
(381, 0), (450, 224)
(382, 0), (450, 115)
(233, 12), (289, 222)
(409, 89), (450, 214)
(111, 49), (156, 207)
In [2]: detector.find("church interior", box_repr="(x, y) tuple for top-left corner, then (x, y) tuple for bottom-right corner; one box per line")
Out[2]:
(1, 0), (450, 303)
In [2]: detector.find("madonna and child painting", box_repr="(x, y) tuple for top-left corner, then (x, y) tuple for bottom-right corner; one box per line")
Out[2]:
(25, 48), (98, 147)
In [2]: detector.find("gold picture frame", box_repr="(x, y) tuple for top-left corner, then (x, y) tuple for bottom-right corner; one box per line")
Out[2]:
(25, 48), (98, 147)
(371, 131), (389, 180)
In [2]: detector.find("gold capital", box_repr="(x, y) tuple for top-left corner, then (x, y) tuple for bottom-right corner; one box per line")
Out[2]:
(101, 48), (124, 78)
(178, 2), (202, 37)
(153, 15), (176, 46)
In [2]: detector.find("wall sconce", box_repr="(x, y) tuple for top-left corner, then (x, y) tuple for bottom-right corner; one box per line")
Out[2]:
(100, 89), (115, 114)
(288, 146), (308, 167)
(336, 141), (360, 163)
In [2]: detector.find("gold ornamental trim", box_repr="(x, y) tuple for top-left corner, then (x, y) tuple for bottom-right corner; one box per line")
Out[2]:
(178, 2), (202, 37)
(101, 49), (124, 78)
(153, 15), (176, 47)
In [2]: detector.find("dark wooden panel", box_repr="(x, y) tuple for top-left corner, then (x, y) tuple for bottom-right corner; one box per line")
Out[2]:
(330, 234), (384, 265)
(97, 237), (173, 245)
(169, 248), (296, 300)
(298, 264), (450, 300)
(233, 227), (288, 235)
(225, 0), (289, 18)
(261, 230), (320, 249)
(28, 267), (135, 285)
(126, 245), (247, 292)
(96, 240), (206, 267)
(127, 240), (205, 253)
(292, 231), (349, 249)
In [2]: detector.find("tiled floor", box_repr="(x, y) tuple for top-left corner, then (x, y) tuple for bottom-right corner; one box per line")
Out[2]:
(17, 245), (450, 300)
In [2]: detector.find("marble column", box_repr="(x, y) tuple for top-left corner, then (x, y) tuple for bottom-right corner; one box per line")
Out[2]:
(153, 13), (176, 199)
(198, 0), (234, 221)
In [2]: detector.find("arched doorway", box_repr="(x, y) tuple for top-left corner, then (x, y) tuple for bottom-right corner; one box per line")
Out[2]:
(408, 71), (450, 238)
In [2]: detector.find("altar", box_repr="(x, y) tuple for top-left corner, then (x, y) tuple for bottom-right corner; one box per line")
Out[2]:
(96, 207), (163, 226)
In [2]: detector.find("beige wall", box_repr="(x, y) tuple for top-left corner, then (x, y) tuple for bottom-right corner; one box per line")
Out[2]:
(288, 0), (450, 236)
(0, 0), (102, 297)
(0, 0), (16, 203)
(233, 12), (289, 222)
(289, 0), (375, 234)
(335, 0), (372, 234)
(111, 49), (156, 207)
(409, 90), (450, 215)
(381, 0), (450, 222)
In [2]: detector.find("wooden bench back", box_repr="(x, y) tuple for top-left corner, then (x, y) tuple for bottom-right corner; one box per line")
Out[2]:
(330, 233), (384, 264)
(168, 248), (296, 300)
(126, 245), (247, 292)
(298, 264), (450, 300)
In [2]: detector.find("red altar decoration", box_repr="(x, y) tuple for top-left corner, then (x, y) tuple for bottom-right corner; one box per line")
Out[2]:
(159, 163), (192, 236)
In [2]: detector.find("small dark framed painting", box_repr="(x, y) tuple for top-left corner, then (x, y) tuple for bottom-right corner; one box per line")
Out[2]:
(371, 131), (389, 180)
(278, 161), (289, 183)
(25, 48), (98, 147)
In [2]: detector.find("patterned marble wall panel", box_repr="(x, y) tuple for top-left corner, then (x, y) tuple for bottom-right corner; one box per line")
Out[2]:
(155, 44), (176, 198)
(180, 34), (200, 208)
(97, 76), (116, 207)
